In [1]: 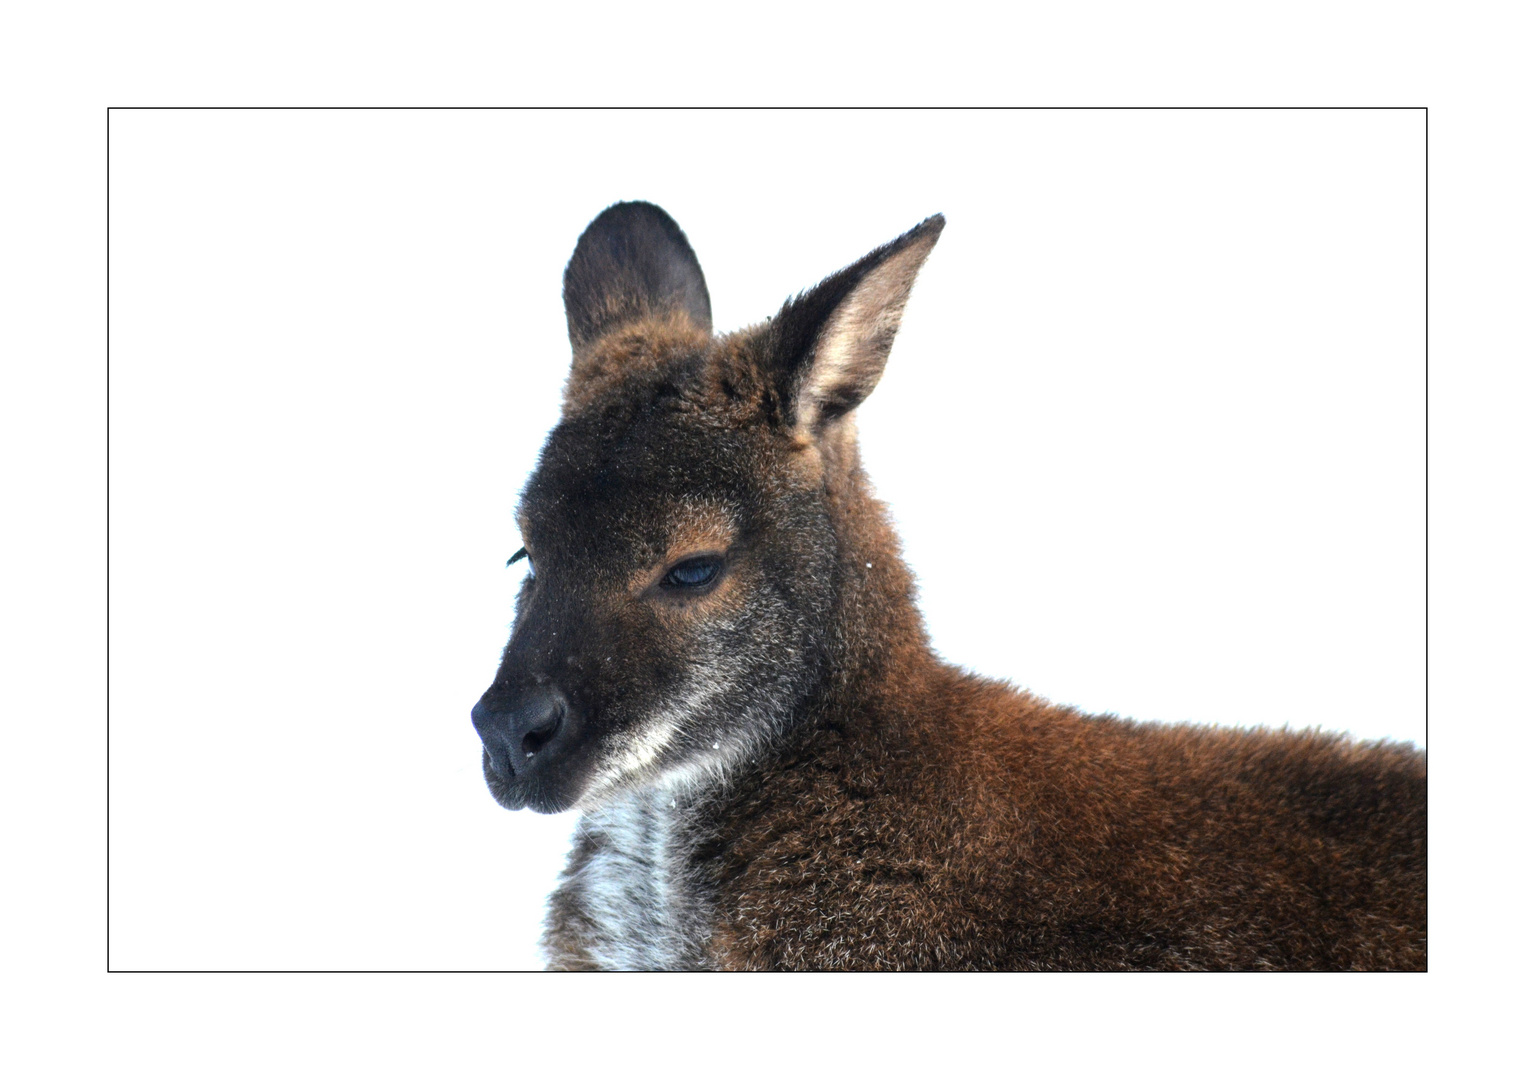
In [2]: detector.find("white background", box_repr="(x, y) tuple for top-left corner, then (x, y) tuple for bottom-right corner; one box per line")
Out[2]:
(108, 108), (1425, 972)
(5, 1), (1531, 1075)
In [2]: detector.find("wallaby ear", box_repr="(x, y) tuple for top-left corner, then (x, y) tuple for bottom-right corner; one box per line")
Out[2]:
(562, 202), (713, 353)
(766, 214), (944, 432)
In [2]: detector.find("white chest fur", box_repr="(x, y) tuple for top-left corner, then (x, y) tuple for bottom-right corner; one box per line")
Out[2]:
(545, 787), (712, 970)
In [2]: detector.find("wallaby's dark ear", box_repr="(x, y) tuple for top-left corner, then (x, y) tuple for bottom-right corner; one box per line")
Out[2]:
(766, 214), (944, 432)
(562, 202), (712, 352)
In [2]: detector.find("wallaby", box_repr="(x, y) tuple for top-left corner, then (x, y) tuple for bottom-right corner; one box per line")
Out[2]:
(471, 201), (1427, 971)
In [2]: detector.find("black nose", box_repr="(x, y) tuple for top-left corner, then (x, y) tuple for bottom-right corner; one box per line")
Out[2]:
(471, 686), (567, 780)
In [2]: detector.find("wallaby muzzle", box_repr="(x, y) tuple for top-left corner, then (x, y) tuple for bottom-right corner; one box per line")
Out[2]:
(472, 683), (566, 776)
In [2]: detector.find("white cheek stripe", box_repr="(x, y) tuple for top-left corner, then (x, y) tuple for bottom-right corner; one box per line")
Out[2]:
(613, 718), (678, 774)
(582, 676), (717, 802)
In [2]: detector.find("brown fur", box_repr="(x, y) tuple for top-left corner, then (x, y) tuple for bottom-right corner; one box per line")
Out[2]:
(473, 202), (1426, 971)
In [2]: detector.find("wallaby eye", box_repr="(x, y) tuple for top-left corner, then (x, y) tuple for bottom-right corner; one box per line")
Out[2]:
(661, 556), (722, 590)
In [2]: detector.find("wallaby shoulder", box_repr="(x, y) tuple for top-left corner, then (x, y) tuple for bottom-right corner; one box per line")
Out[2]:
(694, 664), (1426, 970)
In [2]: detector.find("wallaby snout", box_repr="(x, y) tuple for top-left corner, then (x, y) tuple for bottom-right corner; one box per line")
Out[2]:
(471, 684), (568, 808)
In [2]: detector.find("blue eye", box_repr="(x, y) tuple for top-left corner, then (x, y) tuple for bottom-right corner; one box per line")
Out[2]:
(662, 557), (722, 589)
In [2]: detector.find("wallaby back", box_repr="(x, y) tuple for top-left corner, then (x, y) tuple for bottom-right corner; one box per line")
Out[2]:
(472, 202), (1427, 971)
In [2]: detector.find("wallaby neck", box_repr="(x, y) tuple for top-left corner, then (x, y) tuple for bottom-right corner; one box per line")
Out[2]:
(817, 454), (939, 708)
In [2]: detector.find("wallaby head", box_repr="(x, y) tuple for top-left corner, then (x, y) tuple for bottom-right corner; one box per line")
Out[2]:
(472, 202), (943, 813)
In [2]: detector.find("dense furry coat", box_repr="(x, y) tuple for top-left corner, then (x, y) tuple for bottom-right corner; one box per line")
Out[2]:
(472, 202), (1427, 971)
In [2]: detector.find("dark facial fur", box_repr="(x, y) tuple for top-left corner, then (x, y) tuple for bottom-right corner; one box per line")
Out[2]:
(480, 367), (838, 812)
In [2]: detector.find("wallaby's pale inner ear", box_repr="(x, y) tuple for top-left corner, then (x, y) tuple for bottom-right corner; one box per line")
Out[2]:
(799, 240), (939, 424)
(767, 215), (944, 435)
